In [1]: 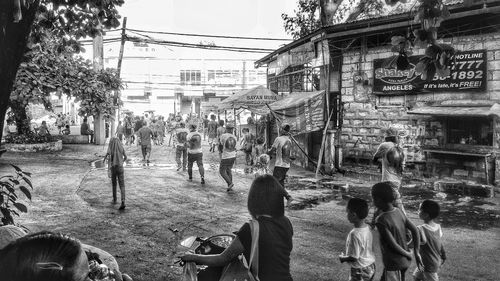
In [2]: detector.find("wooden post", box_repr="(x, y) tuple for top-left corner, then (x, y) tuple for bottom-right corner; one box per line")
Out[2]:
(316, 109), (335, 178)
(116, 17), (127, 78)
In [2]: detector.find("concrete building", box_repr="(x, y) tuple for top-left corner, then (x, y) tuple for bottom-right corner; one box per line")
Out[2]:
(256, 0), (500, 187)
(101, 42), (267, 117)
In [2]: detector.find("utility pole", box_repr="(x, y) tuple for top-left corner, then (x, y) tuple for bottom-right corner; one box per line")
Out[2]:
(117, 17), (127, 77)
(112, 17), (127, 141)
(93, 24), (106, 145)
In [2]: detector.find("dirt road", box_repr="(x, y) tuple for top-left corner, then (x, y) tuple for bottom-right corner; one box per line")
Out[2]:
(1, 143), (499, 281)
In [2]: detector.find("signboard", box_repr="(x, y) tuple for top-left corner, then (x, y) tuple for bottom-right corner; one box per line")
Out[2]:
(373, 50), (487, 94)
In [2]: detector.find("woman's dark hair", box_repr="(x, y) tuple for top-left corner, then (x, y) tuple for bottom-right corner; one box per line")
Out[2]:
(219, 120), (225, 126)
(0, 231), (83, 281)
(247, 175), (285, 218)
(420, 199), (440, 219)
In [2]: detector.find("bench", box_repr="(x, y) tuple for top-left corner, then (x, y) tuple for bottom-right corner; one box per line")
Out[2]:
(61, 134), (90, 144)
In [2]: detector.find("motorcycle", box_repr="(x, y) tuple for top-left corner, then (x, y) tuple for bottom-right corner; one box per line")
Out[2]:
(178, 233), (236, 281)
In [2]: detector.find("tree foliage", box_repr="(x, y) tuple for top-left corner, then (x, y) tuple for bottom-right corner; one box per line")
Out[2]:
(282, 0), (321, 39)
(0, 164), (32, 226)
(0, 0), (124, 140)
(11, 36), (123, 134)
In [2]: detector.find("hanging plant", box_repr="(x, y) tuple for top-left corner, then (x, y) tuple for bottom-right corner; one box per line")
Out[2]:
(386, 0), (455, 80)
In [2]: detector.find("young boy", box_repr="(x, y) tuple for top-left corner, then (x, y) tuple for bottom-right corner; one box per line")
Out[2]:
(372, 182), (422, 281)
(62, 124), (71, 135)
(413, 200), (446, 281)
(339, 198), (376, 281)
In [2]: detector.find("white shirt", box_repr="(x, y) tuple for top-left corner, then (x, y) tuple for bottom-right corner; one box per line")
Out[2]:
(272, 135), (291, 168)
(345, 226), (375, 268)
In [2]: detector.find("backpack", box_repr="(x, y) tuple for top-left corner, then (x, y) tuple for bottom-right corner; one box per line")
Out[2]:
(177, 131), (188, 144)
(281, 138), (292, 163)
(188, 133), (201, 150)
(386, 145), (404, 174)
(224, 135), (237, 152)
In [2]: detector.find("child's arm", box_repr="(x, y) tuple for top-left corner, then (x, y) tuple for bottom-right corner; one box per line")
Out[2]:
(376, 223), (412, 259)
(405, 218), (423, 269)
(440, 245), (446, 265)
(338, 253), (357, 264)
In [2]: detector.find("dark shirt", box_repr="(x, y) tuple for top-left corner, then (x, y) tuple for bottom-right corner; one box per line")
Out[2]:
(80, 122), (91, 135)
(237, 216), (293, 281)
(208, 121), (218, 138)
(137, 127), (153, 145)
(375, 208), (411, 270)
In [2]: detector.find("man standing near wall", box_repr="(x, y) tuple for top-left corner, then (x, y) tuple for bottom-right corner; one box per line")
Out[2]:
(186, 124), (205, 185)
(270, 124), (293, 203)
(219, 123), (237, 192)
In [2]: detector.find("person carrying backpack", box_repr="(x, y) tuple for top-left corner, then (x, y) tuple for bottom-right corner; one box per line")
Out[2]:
(219, 123), (237, 192)
(270, 124), (294, 204)
(186, 124), (205, 185)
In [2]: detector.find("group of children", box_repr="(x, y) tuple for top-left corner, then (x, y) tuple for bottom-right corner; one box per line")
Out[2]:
(340, 181), (446, 281)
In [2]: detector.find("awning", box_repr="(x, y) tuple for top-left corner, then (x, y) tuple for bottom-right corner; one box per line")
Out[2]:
(218, 85), (280, 110)
(265, 90), (326, 135)
(408, 103), (500, 117)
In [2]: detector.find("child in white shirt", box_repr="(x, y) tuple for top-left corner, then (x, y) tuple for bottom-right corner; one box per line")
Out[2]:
(339, 198), (376, 281)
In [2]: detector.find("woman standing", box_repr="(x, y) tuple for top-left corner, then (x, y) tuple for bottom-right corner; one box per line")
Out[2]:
(104, 137), (127, 210)
(181, 175), (293, 281)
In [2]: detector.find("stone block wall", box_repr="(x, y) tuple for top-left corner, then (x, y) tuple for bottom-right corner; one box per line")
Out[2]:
(340, 32), (500, 161)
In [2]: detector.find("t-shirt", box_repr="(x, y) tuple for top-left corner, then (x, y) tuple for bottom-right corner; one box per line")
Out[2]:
(418, 223), (446, 273)
(375, 208), (411, 270)
(219, 133), (237, 159)
(243, 133), (255, 151)
(236, 216), (293, 281)
(186, 131), (202, 154)
(203, 118), (209, 128)
(137, 127), (153, 146)
(272, 136), (292, 168)
(175, 128), (190, 147)
(80, 122), (91, 135)
(116, 124), (124, 135)
(207, 121), (218, 138)
(373, 142), (403, 184)
(345, 226), (376, 268)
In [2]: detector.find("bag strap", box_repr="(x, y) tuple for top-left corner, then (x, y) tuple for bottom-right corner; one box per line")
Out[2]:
(248, 219), (260, 281)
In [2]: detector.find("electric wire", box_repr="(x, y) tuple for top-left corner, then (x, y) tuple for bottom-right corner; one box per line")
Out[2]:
(125, 28), (292, 41)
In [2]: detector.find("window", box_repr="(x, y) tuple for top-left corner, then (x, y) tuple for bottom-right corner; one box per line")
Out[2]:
(180, 70), (201, 85)
(447, 117), (493, 146)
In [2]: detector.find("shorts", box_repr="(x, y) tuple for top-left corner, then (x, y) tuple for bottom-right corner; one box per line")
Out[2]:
(208, 137), (216, 144)
(381, 269), (406, 281)
(350, 263), (375, 281)
(413, 268), (439, 281)
(141, 144), (151, 154)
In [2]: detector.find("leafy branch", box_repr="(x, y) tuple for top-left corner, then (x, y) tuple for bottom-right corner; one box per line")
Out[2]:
(0, 164), (33, 226)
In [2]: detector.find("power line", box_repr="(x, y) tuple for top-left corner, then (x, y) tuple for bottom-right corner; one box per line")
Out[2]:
(123, 80), (265, 87)
(126, 27), (292, 41)
(126, 35), (274, 53)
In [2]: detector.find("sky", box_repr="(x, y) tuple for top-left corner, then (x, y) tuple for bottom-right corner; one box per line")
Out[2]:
(108, 0), (297, 58)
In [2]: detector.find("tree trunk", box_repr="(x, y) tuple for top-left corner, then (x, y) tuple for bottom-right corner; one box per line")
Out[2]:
(10, 102), (30, 135)
(0, 0), (40, 142)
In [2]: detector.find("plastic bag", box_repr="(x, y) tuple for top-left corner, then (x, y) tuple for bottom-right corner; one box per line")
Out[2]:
(181, 261), (198, 281)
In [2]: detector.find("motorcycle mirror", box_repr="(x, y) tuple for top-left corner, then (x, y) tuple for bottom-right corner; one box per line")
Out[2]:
(180, 236), (197, 248)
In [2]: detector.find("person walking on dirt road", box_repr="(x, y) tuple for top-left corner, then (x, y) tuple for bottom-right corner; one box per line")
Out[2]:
(219, 124), (237, 192)
(186, 124), (205, 185)
(104, 137), (127, 210)
(137, 121), (153, 163)
(174, 122), (189, 171)
(270, 124), (293, 203)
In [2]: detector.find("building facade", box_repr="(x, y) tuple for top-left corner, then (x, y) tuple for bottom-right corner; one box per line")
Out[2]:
(102, 42), (267, 117)
(257, 0), (500, 185)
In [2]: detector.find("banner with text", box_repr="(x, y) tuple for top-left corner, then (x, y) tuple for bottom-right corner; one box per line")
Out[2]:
(373, 50), (487, 94)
